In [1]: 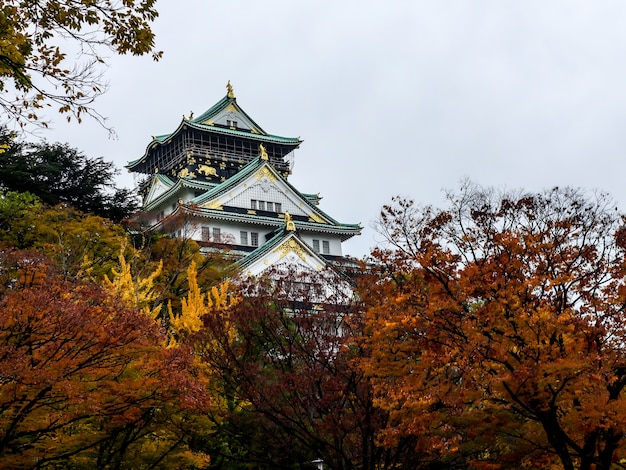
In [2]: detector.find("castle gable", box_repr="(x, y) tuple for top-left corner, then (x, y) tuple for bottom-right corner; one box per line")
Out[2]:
(239, 232), (326, 277)
(196, 160), (331, 223)
(204, 103), (257, 132)
(144, 174), (175, 207)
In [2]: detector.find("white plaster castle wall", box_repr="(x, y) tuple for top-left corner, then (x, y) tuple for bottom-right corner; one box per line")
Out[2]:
(298, 233), (343, 256)
(189, 219), (276, 247)
(227, 182), (309, 217)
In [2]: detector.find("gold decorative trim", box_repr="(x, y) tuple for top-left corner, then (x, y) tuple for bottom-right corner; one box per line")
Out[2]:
(274, 239), (307, 262)
(255, 167), (276, 182)
(260, 144), (269, 160)
(309, 213), (326, 224)
(177, 168), (196, 178)
(284, 212), (296, 231)
(205, 201), (223, 210)
(198, 165), (217, 177)
(227, 80), (235, 99)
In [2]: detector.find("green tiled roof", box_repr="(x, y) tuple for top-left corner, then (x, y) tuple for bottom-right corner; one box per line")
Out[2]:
(191, 95), (267, 134)
(192, 156), (268, 205)
(126, 92), (301, 172)
(144, 176), (218, 211)
(182, 205), (360, 239)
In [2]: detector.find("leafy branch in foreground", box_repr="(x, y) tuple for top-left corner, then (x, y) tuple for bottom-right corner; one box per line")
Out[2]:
(0, 0), (161, 129)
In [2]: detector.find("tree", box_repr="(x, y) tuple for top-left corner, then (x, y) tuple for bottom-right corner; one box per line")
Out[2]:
(0, 251), (210, 468)
(195, 268), (423, 470)
(0, 0), (160, 128)
(363, 183), (626, 469)
(0, 139), (138, 221)
(0, 194), (128, 281)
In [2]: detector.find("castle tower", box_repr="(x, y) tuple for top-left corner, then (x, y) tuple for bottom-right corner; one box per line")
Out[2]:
(127, 83), (361, 275)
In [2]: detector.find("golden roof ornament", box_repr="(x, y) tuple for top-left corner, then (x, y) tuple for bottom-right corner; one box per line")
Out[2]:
(188, 111), (194, 120)
(259, 143), (269, 160)
(284, 212), (296, 232)
(227, 80), (235, 99)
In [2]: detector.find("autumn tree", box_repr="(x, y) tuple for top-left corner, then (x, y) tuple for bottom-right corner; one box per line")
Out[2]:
(0, 0), (160, 128)
(194, 268), (423, 470)
(130, 218), (234, 318)
(363, 183), (626, 469)
(0, 250), (210, 469)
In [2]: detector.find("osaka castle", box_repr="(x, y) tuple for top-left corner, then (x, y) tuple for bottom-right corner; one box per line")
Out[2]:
(127, 83), (361, 276)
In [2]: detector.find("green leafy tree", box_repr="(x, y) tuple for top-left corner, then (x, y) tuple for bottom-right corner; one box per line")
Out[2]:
(0, 139), (138, 221)
(0, 0), (160, 128)
(0, 192), (128, 281)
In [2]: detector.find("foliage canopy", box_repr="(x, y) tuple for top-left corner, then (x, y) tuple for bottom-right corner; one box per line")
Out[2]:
(364, 183), (626, 469)
(0, 137), (138, 222)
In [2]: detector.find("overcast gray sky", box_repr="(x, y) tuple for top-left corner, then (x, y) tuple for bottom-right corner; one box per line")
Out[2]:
(47, 1), (626, 258)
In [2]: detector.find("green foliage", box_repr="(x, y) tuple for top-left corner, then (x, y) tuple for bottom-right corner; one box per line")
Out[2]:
(0, 138), (138, 222)
(0, 192), (127, 280)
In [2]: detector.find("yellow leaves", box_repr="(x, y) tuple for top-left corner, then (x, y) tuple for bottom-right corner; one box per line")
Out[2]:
(103, 245), (162, 320)
(168, 260), (237, 345)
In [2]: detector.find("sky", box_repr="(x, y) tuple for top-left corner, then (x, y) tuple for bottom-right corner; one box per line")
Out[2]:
(43, 1), (626, 258)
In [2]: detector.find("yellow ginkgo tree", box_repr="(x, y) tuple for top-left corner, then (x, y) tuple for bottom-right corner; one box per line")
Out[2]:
(103, 245), (163, 321)
(169, 260), (235, 345)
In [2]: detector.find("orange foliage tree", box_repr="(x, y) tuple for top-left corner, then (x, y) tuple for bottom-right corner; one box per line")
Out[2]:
(362, 183), (626, 470)
(0, 250), (210, 468)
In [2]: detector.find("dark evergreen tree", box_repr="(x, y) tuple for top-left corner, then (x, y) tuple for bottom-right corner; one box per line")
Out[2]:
(0, 137), (138, 222)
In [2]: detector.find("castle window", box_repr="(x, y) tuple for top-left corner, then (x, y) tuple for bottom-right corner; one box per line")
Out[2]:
(201, 226), (210, 241)
(240, 231), (248, 245)
(251, 232), (259, 247)
(322, 240), (330, 255)
(312, 239), (320, 253)
(212, 227), (221, 242)
(251, 199), (281, 213)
